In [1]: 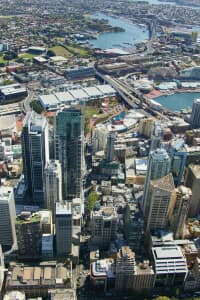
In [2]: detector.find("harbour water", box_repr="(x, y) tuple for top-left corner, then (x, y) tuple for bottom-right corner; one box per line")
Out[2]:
(154, 92), (200, 111)
(89, 13), (149, 49)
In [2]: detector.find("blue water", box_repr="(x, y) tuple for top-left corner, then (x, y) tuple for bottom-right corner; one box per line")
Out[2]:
(155, 92), (200, 111)
(89, 13), (149, 49)
(113, 111), (126, 121)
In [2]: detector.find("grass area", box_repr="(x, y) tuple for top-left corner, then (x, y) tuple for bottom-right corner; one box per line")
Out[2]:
(16, 215), (40, 224)
(0, 56), (6, 63)
(65, 44), (91, 57)
(49, 45), (73, 58)
(56, 37), (66, 42)
(19, 53), (36, 59)
(0, 15), (13, 19)
(85, 106), (99, 119)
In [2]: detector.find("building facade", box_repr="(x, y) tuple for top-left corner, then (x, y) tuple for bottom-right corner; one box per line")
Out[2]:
(55, 107), (83, 200)
(91, 207), (117, 249)
(115, 246), (136, 290)
(185, 164), (200, 217)
(105, 132), (115, 162)
(191, 99), (200, 129)
(21, 112), (49, 206)
(44, 160), (62, 223)
(143, 149), (171, 216)
(0, 186), (17, 250)
(15, 212), (42, 258)
(152, 245), (188, 288)
(170, 186), (192, 239)
(145, 174), (175, 234)
(56, 202), (72, 256)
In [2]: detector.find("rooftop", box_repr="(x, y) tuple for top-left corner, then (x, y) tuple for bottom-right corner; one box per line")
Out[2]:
(9, 263), (70, 287)
(150, 173), (175, 192)
(16, 213), (41, 224)
(90, 259), (115, 279)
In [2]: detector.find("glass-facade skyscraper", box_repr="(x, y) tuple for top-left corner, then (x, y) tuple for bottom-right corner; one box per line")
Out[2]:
(55, 107), (84, 200)
(21, 112), (49, 206)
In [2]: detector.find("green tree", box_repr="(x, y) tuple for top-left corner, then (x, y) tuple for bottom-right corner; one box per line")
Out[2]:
(87, 191), (98, 212)
(154, 297), (171, 300)
(31, 100), (43, 114)
(47, 49), (55, 57)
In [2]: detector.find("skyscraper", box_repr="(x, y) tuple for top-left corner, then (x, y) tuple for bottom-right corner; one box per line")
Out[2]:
(143, 149), (171, 215)
(170, 186), (191, 239)
(15, 212), (42, 258)
(191, 99), (200, 129)
(0, 186), (17, 250)
(21, 112), (49, 206)
(44, 160), (62, 223)
(185, 164), (200, 217)
(145, 173), (175, 233)
(56, 202), (72, 255)
(150, 121), (163, 151)
(55, 107), (83, 200)
(105, 132), (115, 162)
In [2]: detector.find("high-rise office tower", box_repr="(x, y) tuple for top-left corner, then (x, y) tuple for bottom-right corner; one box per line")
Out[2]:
(185, 164), (200, 217)
(91, 207), (117, 249)
(105, 132), (115, 162)
(44, 160), (62, 223)
(115, 246), (136, 290)
(170, 186), (191, 239)
(56, 202), (72, 255)
(0, 245), (4, 298)
(0, 186), (17, 250)
(21, 112), (49, 206)
(169, 139), (187, 186)
(145, 173), (175, 233)
(191, 99), (200, 129)
(150, 121), (163, 151)
(143, 149), (171, 215)
(15, 212), (42, 258)
(55, 108), (83, 200)
(92, 124), (108, 153)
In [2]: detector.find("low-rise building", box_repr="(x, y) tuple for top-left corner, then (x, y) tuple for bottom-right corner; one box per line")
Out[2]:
(152, 245), (188, 288)
(90, 259), (115, 292)
(6, 262), (72, 298)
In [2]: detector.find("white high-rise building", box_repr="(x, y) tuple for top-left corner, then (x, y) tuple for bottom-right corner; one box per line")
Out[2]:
(92, 124), (108, 153)
(56, 202), (72, 255)
(21, 112), (49, 206)
(44, 160), (62, 223)
(191, 99), (200, 129)
(143, 149), (171, 216)
(0, 186), (17, 250)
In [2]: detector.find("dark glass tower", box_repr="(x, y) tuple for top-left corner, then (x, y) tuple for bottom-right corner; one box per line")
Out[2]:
(55, 107), (84, 200)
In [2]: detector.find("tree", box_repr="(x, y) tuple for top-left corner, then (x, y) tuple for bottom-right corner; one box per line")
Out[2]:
(47, 49), (55, 57)
(153, 297), (171, 300)
(87, 191), (98, 212)
(31, 100), (43, 114)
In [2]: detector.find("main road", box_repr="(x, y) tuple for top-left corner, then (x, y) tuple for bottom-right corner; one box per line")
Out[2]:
(22, 90), (34, 113)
